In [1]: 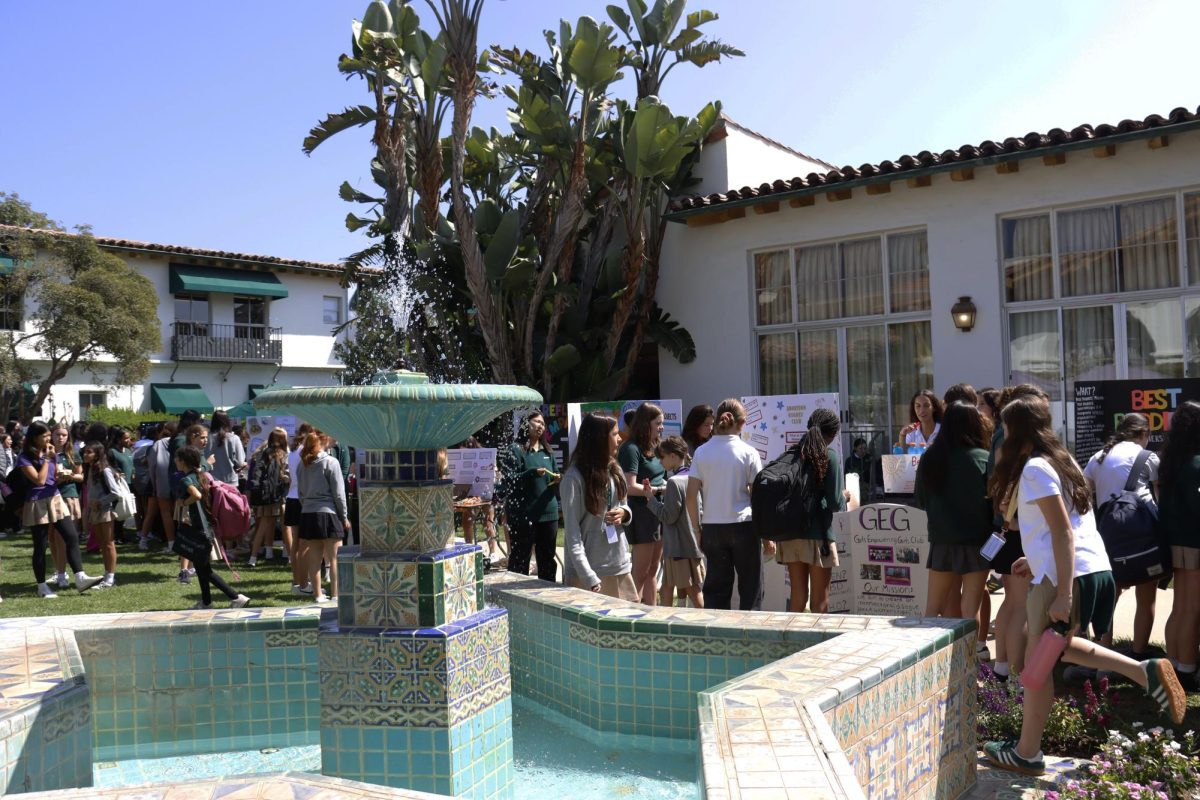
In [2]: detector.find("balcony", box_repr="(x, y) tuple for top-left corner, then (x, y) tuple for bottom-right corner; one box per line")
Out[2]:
(171, 322), (283, 364)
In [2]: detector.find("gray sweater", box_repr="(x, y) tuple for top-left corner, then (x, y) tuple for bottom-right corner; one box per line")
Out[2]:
(645, 472), (702, 560)
(561, 466), (633, 588)
(206, 433), (246, 484)
(297, 452), (348, 519)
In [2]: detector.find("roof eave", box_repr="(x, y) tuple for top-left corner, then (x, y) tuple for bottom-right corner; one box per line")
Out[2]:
(665, 119), (1200, 223)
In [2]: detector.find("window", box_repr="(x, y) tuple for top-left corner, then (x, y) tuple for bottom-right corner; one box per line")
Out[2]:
(234, 296), (267, 339)
(174, 292), (209, 336)
(1185, 193), (1200, 286)
(322, 295), (344, 325)
(79, 392), (107, 415)
(752, 229), (931, 444)
(0, 279), (22, 331)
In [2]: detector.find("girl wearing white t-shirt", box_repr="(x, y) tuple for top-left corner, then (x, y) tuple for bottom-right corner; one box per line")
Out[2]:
(685, 399), (774, 611)
(1082, 412), (1159, 657)
(896, 390), (942, 450)
(983, 396), (1183, 778)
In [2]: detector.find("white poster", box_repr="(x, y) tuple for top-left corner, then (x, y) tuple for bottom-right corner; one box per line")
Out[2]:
(274, 415), (299, 438)
(446, 448), (497, 500)
(847, 504), (930, 617)
(246, 416), (273, 456)
(566, 399), (684, 453)
(827, 511), (854, 613)
(881, 454), (920, 495)
(737, 394), (842, 463)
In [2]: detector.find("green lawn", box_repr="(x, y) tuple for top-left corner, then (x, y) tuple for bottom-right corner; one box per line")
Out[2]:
(0, 530), (311, 617)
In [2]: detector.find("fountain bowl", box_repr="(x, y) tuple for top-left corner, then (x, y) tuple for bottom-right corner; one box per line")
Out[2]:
(253, 370), (543, 451)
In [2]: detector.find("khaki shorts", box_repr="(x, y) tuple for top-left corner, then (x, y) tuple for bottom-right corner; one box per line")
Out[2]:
(776, 538), (839, 568)
(1172, 545), (1200, 571)
(571, 573), (638, 602)
(1026, 572), (1117, 639)
(663, 558), (705, 590)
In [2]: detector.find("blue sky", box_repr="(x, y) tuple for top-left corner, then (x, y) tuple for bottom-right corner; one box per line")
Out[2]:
(2, 0), (1197, 264)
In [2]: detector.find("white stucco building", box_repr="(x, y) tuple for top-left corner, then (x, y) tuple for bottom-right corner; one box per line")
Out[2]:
(658, 107), (1200, 451)
(0, 225), (351, 420)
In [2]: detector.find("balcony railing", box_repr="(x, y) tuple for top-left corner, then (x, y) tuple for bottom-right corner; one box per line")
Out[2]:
(171, 322), (283, 364)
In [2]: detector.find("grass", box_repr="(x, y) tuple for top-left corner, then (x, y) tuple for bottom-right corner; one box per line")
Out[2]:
(0, 528), (312, 617)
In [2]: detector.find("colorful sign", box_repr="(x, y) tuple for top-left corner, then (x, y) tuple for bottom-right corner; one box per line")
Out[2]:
(880, 454), (920, 495)
(846, 504), (930, 616)
(737, 394), (842, 463)
(566, 400), (684, 453)
(1073, 379), (1200, 463)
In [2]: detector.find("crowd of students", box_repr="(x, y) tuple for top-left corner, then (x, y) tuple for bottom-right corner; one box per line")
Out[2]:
(0, 410), (353, 609)
(499, 388), (1200, 777)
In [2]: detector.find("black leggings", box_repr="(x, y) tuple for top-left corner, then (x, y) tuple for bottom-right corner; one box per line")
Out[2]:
(700, 521), (761, 610)
(508, 518), (558, 582)
(192, 549), (237, 605)
(31, 518), (84, 584)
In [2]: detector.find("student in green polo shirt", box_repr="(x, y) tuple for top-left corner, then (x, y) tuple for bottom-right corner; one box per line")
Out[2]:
(504, 411), (560, 581)
(914, 401), (993, 622)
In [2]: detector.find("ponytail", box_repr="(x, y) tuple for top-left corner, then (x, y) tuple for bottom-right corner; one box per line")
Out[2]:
(798, 408), (840, 482)
(1098, 412), (1150, 463)
(713, 399), (747, 435)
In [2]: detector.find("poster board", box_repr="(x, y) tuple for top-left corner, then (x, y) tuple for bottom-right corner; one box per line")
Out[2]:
(880, 454), (920, 495)
(737, 394), (842, 463)
(245, 416), (274, 456)
(827, 511), (854, 613)
(446, 448), (497, 500)
(1073, 379), (1200, 463)
(847, 504), (930, 617)
(566, 400), (684, 453)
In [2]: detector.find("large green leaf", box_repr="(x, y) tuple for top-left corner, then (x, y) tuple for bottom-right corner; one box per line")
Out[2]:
(679, 38), (744, 68)
(483, 209), (521, 281)
(647, 306), (695, 364)
(361, 0), (392, 35)
(545, 344), (583, 378)
(566, 16), (623, 90)
(338, 180), (381, 205)
(646, 0), (685, 46)
(606, 4), (631, 35)
(621, 96), (698, 179)
(473, 198), (501, 235)
(303, 105), (378, 155)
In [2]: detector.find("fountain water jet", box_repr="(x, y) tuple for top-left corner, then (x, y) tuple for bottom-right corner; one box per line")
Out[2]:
(256, 371), (541, 799)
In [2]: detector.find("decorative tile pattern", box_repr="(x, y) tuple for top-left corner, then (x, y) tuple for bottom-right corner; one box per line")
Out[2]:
(23, 770), (452, 799)
(338, 547), (484, 628)
(358, 483), (455, 553)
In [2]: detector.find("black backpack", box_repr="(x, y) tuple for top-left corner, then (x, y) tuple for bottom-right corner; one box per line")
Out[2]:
(3, 464), (31, 515)
(1095, 449), (1169, 587)
(751, 442), (826, 541)
(249, 454), (288, 507)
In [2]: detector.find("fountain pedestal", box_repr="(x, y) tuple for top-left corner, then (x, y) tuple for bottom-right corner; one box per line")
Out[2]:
(255, 374), (541, 800)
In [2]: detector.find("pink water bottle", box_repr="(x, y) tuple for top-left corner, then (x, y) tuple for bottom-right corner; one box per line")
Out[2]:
(1021, 621), (1071, 691)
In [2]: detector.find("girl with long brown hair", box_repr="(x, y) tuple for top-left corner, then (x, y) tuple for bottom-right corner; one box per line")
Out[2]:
(685, 399), (771, 610)
(682, 404), (715, 456)
(246, 427), (291, 568)
(561, 413), (635, 600)
(775, 408), (847, 614)
(983, 395), (1184, 776)
(896, 389), (943, 450)
(619, 402), (667, 604)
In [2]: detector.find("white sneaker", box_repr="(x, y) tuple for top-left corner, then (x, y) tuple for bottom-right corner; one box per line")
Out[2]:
(99, 575), (116, 589)
(976, 642), (992, 662)
(138, 537), (150, 551)
(247, 556), (257, 568)
(231, 594), (250, 608)
(314, 594), (331, 604)
(56, 573), (69, 589)
(292, 583), (313, 596)
(76, 574), (104, 593)
(37, 583), (58, 599)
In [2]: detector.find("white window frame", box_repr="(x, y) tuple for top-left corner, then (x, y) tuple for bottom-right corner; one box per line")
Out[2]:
(79, 391), (107, 414)
(323, 295), (344, 326)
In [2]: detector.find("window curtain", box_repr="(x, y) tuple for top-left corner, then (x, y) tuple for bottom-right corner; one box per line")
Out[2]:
(1185, 193), (1200, 286)
(797, 329), (838, 393)
(1008, 310), (1061, 399)
(846, 325), (888, 430)
(842, 238), (883, 317)
(1126, 300), (1183, 379)
(887, 321), (932, 442)
(888, 232), (930, 312)
(1063, 306), (1115, 385)
(1003, 215), (1053, 301)
(758, 333), (797, 394)
(1119, 197), (1177, 291)
(1058, 206), (1117, 297)
(796, 244), (839, 321)
(754, 251), (792, 325)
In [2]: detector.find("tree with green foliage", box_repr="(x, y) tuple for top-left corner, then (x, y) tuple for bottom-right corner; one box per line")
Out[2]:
(307, 0), (739, 398)
(0, 195), (161, 422)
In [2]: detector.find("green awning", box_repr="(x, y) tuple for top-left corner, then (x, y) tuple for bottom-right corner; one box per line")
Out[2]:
(248, 384), (266, 399)
(168, 264), (288, 298)
(225, 399), (257, 419)
(149, 383), (215, 415)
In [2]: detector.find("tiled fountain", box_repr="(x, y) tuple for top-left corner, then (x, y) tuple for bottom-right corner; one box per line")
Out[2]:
(255, 371), (541, 800)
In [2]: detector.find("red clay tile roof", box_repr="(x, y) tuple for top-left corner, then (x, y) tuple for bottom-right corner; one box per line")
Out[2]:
(0, 223), (353, 274)
(669, 105), (1200, 219)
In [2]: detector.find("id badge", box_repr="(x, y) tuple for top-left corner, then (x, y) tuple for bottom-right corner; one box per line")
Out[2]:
(605, 523), (619, 544)
(980, 532), (1006, 561)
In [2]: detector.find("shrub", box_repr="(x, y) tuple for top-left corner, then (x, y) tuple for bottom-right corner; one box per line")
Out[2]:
(976, 665), (1116, 758)
(86, 406), (174, 432)
(1046, 725), (1200, 800)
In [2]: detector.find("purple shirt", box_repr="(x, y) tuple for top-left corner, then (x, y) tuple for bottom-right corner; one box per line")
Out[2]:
(17, 454), (58, 501)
